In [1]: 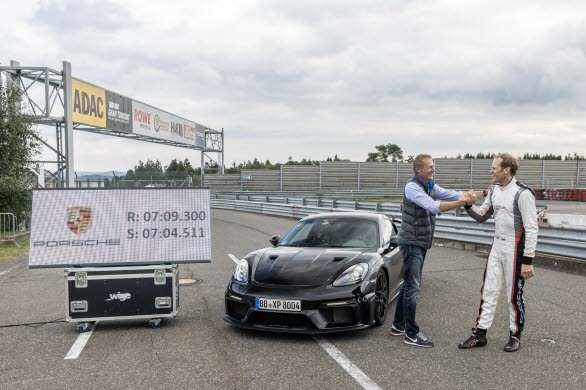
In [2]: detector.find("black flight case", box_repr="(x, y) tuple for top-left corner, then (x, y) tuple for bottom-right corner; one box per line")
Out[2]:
(65, 264), (179, 332)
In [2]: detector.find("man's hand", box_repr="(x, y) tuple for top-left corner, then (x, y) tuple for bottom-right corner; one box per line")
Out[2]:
(521, 264), (534, 279)
(459, 191), (477, 205)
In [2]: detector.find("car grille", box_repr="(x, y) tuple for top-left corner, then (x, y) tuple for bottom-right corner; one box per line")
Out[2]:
(319, 307), (356, 326)
(248, 312), (315, 329)
(226, 300), (249, 320)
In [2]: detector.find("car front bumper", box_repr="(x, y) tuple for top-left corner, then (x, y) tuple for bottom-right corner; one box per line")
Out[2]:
(224, 280), (377, 333)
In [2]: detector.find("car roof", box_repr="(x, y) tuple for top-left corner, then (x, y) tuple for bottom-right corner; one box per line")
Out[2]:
(300, 212), (386, 222)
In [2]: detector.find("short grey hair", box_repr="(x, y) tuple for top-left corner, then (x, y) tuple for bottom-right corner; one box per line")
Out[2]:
(413, 154), (433, 173)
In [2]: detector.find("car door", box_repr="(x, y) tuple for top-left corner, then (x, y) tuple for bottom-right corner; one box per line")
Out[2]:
(381, 217), (403, 290)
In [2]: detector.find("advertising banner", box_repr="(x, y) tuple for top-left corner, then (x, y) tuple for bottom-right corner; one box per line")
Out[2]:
(105, 90), (132, 133)
(132, 101), (205, 147)
(194, 123), (206, 148)
(29, 189), (211, 268)
(72, 79), (107, 128)
(72, 78), (132, 133)
(71, 78), (207, 146)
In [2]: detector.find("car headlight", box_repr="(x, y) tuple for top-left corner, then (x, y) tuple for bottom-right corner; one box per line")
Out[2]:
(333, 263), (369, 287)
(234, 259), (249, 283)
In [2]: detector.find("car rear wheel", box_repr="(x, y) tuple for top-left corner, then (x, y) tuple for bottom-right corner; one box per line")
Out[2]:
(374, 271), (389, 326)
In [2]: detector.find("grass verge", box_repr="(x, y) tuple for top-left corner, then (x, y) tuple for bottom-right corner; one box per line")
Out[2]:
(0, 239), (30, 263)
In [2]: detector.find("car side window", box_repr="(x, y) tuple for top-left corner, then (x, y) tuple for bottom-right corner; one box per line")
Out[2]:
(382, 219), (394, 247)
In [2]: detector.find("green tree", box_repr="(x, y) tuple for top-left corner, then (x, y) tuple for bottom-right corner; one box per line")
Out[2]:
(165, 158), (193, 179)
(366, 144), (403, 162)
(0, 83), (41, 225)
(543, 153), (562, 160)
(564, 153), (585, 160)
(128, 159), (164, 180)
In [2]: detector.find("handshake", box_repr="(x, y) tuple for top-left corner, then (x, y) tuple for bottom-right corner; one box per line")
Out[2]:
(459, 190), (478, 206)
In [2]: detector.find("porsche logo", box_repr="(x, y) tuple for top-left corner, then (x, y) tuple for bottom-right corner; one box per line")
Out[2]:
(67, 206), (92, 235)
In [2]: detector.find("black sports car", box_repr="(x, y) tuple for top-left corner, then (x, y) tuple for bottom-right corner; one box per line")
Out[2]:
(224, 212), (403, 333)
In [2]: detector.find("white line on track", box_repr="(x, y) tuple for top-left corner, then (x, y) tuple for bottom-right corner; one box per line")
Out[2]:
(228, 254), (240, 264)
(65, 322), (97, 360)
(313, 336), (383, 390)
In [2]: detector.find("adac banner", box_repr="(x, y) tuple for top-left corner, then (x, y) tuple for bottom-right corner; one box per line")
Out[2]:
(71, 78), (106, 128)
(71, 78), (132, 133)
(132, 100), (206, 147)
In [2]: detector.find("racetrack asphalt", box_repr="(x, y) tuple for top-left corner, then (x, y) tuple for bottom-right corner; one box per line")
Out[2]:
(0, 209), (584, 390)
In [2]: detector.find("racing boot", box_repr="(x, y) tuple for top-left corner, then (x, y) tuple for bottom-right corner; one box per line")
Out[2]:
(504, 331), (521, 352)
(458, 328), (487, 349)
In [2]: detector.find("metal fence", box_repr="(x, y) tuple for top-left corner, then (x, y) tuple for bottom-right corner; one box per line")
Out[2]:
(44, 177), (197, 189)
(0, 213), (19, 247)
(204, 159), (586, 192)
(210, 196), (586, 260)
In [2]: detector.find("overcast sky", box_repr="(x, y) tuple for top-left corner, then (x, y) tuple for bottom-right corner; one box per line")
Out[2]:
(2, 0), (585, 171)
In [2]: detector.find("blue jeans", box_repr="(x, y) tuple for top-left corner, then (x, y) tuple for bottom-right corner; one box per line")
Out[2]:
(392, 244), (427, 338)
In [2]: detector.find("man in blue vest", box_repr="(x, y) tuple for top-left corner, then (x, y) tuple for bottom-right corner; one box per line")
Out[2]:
(391, 154), (481, 347)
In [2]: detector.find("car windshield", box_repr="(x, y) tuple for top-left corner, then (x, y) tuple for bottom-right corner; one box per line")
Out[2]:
(279, 218), (379, 248)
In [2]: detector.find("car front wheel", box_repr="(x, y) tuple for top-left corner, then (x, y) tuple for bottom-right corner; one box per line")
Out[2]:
(374, 271), (389, 326)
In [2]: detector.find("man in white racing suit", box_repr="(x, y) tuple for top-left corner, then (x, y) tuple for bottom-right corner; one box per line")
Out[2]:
(459, 153), (538, 352)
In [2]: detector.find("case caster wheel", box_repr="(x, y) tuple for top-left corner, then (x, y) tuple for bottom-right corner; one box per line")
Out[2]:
(149, 319), (162, 329)
(77, 322), (92, 333)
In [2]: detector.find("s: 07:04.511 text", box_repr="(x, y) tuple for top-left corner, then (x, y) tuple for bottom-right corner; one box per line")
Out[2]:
(127, 227), (205, 239)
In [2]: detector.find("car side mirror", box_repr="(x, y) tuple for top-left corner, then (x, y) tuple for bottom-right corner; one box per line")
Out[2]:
(270, 235), (280, 247)
(381, 237), (398, 254)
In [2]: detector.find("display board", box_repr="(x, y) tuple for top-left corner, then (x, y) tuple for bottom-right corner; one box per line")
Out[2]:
(29, 188), (211, 268)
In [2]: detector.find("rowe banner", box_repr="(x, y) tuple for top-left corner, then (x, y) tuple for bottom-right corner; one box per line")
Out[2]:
(71, 78), (206, 147)
(132, 101), (206, 147)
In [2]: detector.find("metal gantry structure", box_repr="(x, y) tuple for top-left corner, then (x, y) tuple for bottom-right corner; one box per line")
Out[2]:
(0, 60), (224, 188)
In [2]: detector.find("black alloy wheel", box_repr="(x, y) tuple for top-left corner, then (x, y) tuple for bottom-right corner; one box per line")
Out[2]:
(374, 271), (389, 326)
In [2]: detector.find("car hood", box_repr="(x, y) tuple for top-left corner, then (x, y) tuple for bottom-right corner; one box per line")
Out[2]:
(252, 246), (371, 287)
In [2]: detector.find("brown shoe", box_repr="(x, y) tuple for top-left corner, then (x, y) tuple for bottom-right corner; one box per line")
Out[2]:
(504, 332), (521, 352)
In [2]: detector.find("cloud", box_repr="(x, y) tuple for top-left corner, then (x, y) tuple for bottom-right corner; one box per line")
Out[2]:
(33, 0), (136, 32)
(2, 0), (585, 170)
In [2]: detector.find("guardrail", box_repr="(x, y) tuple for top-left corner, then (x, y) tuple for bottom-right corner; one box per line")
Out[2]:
(210, 197), (586, 260)
(0, 213), (19, 247)
(213, 190), (405, 199)
(213, 194), (478, 217)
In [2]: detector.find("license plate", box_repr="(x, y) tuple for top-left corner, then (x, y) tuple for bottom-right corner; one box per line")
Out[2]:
(255, 297), (301, 312)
